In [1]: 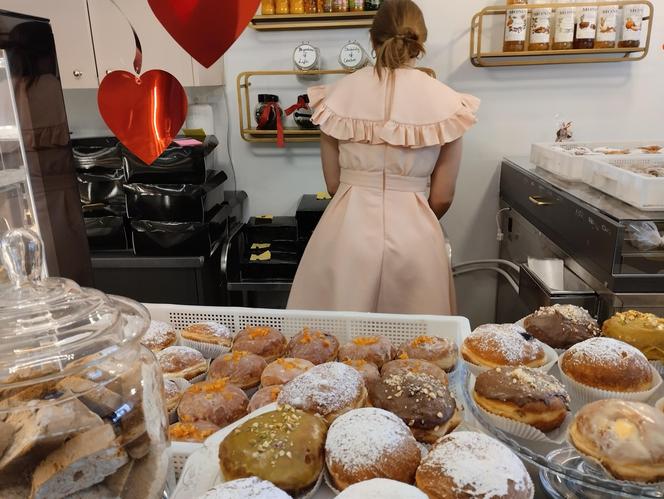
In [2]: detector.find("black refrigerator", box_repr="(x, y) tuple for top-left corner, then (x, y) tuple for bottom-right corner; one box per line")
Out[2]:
(0, 9), (92, 285)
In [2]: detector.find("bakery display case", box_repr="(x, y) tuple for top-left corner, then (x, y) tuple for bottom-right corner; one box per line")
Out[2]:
(0, 229), (169, 498)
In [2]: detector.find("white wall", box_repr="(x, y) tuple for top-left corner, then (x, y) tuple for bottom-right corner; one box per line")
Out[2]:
(63, 2), (664, 326)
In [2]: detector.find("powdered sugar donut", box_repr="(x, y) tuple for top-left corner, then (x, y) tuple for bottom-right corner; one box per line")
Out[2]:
(462, 324), (546, 369)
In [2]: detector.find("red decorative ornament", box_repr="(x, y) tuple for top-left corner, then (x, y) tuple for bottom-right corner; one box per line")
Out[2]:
(97, 70), (188, 165)
(147, 0), (261, 68)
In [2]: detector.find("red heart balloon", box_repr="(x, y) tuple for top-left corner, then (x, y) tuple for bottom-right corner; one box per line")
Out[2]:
(97, 70), (188, 165)
(147, 0), (260, 68)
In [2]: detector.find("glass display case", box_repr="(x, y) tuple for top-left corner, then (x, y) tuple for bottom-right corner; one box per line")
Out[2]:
(0, 48), (36, 288)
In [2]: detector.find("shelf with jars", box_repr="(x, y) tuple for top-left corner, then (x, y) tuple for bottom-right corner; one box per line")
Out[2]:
(251, 0), (381, 31)
(470, 1), (653, 67)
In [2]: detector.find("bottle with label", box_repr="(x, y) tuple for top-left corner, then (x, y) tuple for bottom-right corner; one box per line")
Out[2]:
(529, 0), (552, 51)
(364, 0), (380, 11)
(317, 0), (325, 12)
(323, 0), (333, 12)
(276, 0), (290, 14)
(619, 4), (644, 48)
(290, 0), (305, 13)
(574, 0), (598, 49)
(349, 0), (364, 11)
(595, 4), (619, 48)
(503, 0), (528, 53)
(304, 0), (317, 13)
(261, 0), (276, 15)
(553, 0), (575, 50)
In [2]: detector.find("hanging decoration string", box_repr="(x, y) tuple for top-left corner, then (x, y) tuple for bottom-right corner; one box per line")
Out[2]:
(108, 0), (143, 75)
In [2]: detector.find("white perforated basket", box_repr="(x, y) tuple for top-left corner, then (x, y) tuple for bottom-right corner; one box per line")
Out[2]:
(145, 303), (471, 488)
(530, 141), (664, 181)
(582, 156), (664, 211)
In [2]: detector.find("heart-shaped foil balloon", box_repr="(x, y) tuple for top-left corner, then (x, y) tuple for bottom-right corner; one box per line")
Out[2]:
(97, 70), (188, 165)
(147, 0), (261, 68)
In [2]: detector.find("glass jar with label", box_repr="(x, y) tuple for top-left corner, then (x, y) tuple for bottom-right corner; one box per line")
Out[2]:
(333, 0), (348, 12)
(595, 4), (619, 48)
(553, 0), (575, 50)
(529, 0), (552, 51)
(339, 41), (370, 70)
(293, 42), (321, 71)
(261, 0), (276, 15)
(290, 0), (305, 13)
(574, 0), (598, 49)
(503, 0), (528, 52)
(276, 0), (290, 14)
(364, 0), (380, 11)
(619, 4), (644, 48)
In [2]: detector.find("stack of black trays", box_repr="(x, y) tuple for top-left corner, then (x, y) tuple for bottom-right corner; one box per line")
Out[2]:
(240, 217), (300, 280)
(74, 137), (129, 251)
(296, 194), (331, 244)
(74, 136), (229, 256)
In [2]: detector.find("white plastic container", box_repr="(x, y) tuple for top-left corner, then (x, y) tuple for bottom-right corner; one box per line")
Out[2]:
(530, 141), (664, 181)
(582, 156), (664, 211)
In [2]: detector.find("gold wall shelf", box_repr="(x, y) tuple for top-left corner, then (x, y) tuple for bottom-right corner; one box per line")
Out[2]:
(470, 1), (653, 67)
(250, 11), (376, 31)
(237, 68), (436, 145)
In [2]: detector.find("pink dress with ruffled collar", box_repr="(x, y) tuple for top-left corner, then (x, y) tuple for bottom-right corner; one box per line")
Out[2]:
(287, 66), (479, 315)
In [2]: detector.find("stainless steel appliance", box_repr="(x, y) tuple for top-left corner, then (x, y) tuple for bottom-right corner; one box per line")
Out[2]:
(497, 157), (664, 323)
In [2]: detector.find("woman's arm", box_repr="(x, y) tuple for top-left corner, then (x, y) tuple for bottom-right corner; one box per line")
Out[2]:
(428, 138), (463, 219)
(320, 131), (341, 196)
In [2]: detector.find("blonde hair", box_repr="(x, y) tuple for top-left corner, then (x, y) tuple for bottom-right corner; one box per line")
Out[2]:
(370, 0), (427, 78)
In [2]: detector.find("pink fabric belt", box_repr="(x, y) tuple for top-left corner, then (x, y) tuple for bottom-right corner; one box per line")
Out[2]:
(339, 169), (429, 193)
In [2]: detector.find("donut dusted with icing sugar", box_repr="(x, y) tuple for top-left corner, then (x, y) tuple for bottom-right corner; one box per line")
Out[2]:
(462, 324), (547, 369)
(277, 362), (367, 423)
(560, 337), (653, 392)
(416, 432), (534, 499)
(325, 408), (421, 490)
(397, 335), (458, 372)
(569, 399), (664, 483)
(141, 320), (177, 352)
(335, 478), (428, 498)
(182, 321), (234, 347)
(199, 477), (292, 498)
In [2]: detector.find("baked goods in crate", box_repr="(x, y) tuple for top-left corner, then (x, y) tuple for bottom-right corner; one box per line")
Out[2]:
(569, 399), (664, 483)
(287, 329), (339, 364)
(462, 324), (547, 368)
(163, 378), (187, 414)
(141, 320), (178, 352)
(178, 379), (248, 428)
(325, 408), (421, 491)
(156, 346), (208, 381)
(182, 322), (234, 348)
(370, 370), (461, 444)
(524, 304), (602, 349)
(397, 336), (458, 372)
(248, 385), (283, 413)
(260, 358), (315, 387)
(560, 337), (653, 392)
(473, 367), (570, 432)
(232, 326), (287, 363)
(219, 406), (327, 495)
(198, 477), (292, 498)
(277, 362), (368, 423)
(169, 421), (220, 443)
(416, 432), (534, 499)
(342, 359), (381, 389)
(208, 351), (266, 391)
(335, 478), (427, 498)
(381, 359), (448, 386)
(339, 335), (396, 368)
(602, 310), (664, 361)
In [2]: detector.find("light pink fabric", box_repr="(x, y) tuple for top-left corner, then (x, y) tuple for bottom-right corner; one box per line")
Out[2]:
(287, 67), (479, 315)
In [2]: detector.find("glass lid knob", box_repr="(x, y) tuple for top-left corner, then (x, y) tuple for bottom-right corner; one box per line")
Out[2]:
(0, 228), (44, 288)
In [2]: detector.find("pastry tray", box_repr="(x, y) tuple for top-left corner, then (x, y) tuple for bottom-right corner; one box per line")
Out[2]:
(530, 141), (664, 182)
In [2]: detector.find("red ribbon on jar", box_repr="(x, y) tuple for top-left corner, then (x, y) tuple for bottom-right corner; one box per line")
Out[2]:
(285, 95), (310, 116)
(256, 100), (285, 148)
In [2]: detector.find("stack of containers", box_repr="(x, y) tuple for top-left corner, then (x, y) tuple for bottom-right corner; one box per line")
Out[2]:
(241, 216), (300, 280)
(73, 137), (129, 250)
(121, 136), (230, 256)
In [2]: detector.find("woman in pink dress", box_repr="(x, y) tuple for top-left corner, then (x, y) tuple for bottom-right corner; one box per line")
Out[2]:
(288, 0), (479, 315)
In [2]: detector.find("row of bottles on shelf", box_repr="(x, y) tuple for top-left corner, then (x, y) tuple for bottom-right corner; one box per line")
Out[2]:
(261, 0), (381, 15)
(503, 0), (645, 52)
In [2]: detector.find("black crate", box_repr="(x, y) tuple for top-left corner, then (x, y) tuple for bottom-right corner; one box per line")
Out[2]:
(245, 216), (298, 244)
(296, 194), (330, 239)
(85, 216), (128, 250)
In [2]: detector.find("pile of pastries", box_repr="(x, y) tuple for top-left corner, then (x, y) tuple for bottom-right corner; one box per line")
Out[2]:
(463, 304), (664, 485)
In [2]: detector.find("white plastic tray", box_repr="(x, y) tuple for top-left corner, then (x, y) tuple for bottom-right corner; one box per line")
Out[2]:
(145, 304), (471, 496)
(530, 141), (664, 182)
(582, 156), (664, 211)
